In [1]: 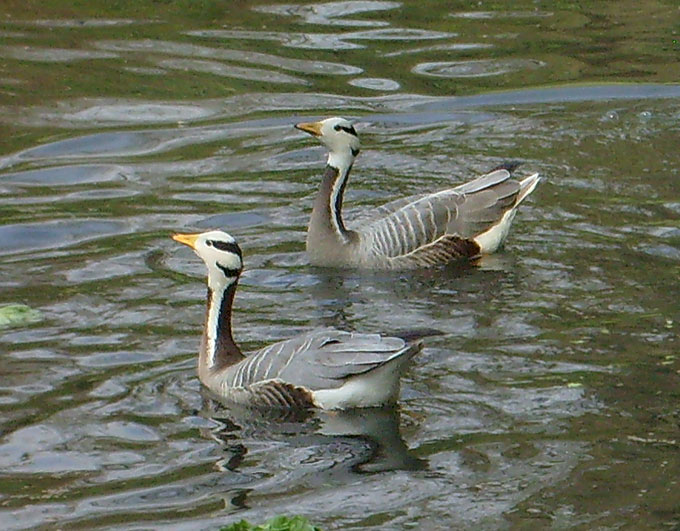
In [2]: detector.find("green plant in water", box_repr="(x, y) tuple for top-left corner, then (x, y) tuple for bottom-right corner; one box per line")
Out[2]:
(0, 304), (42, 328)
(221, 515), (322, 531)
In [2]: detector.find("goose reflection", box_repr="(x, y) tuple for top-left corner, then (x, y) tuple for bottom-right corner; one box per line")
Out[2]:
(306, 256), (518, 336)
(198, 390), (426, 477)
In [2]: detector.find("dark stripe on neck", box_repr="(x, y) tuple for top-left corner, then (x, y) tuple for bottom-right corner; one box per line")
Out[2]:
(351, 147), (360, 157)
(325, 164), (350, 235)
(217, 263), (241, 278)
(205, 283), (243, 369)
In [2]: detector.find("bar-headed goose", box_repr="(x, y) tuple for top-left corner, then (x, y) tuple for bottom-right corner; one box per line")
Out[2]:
(172, 230), (423, 409)
(295, 117), (540, 270)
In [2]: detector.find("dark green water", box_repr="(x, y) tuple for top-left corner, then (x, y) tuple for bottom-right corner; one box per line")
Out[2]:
(1, 1), (679, 529)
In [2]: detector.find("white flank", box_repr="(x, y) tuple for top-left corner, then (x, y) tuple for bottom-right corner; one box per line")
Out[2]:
(474, 209), (517, 254)
(474, 172), (540, 254)
(311, 360), (404, 409)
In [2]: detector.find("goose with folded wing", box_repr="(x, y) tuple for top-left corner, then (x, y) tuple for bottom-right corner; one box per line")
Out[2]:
(295, 117), (540, 270)
(172, 230), (424, 410)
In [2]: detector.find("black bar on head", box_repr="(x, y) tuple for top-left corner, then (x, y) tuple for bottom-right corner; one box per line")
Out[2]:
(209, 240), (243, 259)
(216, 263), (241, 278)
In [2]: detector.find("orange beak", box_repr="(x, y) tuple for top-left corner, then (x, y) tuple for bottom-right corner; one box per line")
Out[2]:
(172, 232), (200, 250)
(294, 121), (323, 137)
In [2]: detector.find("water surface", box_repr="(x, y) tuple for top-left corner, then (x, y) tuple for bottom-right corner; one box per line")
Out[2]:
(1, 1), (679, 529)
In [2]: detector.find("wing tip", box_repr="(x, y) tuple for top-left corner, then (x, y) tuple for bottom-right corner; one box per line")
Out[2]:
(517, 173), (541, 204)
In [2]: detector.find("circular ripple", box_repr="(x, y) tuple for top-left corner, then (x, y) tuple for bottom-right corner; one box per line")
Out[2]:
(348, 77), (400, 91)
(413, 58), (544, 78)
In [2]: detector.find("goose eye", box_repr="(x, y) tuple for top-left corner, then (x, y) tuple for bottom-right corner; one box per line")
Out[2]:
(334, 124), (341, 131)
(206, 240), (214, 247)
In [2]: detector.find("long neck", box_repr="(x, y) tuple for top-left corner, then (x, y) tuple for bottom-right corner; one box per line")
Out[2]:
(309, 150), (356, 246)
(200, 281), (244, 373)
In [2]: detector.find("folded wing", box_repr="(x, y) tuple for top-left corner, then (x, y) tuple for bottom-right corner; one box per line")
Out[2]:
(226, 328), (420, 391)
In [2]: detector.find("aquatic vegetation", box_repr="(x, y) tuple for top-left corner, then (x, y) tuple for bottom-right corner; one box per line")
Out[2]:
(0, 304), (42, 328)
(221, 515), (321, 531)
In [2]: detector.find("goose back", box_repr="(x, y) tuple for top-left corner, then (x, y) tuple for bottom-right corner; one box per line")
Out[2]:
(202, 328), (422, 408)
(352, 169), (536, 269)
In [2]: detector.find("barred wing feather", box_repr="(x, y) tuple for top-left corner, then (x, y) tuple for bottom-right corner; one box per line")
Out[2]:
(355, 169), (527, 266)
(354, 169), (512, 227)
(226, 329), (418, 392)
(452, 169), (511, 194)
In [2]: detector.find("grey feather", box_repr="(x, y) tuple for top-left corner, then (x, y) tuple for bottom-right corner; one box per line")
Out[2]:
(300, 116), (541, 269)
(217, 328), (421, 393)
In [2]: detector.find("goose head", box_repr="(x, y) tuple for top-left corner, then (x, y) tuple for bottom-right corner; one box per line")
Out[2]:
(295, 117), (361, 159)
(172, 230), (243, 290)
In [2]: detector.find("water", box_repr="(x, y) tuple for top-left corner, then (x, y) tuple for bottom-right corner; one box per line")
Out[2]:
(1, 1), (679, 529)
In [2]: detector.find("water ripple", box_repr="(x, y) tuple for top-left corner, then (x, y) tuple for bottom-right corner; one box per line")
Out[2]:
(187, 27), (452, 50)
(13, 18), (141, 27)
(383, 42), (492, 57)
(0, 164), (131, 186)
(0, 45), (117, 62)
(449, 10), (554, 19)
(0, 219), (128, 254)
(253, 1), (401, 27)
(187, 29), (364, 50)
(7, 85), (675, 133)
(0, 30), (26, 38)
(158, 58), (309, 85)
(413, 59), (544, 78)
(348, 77), (400, 90)
(94, 39), (362, 76)
(347, 28), (454, 40)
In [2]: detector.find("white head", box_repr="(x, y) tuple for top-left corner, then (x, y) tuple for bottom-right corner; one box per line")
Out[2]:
(295, 117), (361, 160)
(172, 230), (243, 291)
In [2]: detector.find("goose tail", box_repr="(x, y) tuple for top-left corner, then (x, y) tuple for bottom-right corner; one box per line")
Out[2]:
(516, 173), (541, 205)
(472, 172), (541, 254)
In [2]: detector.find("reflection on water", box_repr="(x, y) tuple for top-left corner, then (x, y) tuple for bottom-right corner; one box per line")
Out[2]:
(187, 28), (454, 50)
(252, 1), (401, 27)
(202, 397), (426, 474)
(1, 0), (679, 529)
(93, 39), (364, 76)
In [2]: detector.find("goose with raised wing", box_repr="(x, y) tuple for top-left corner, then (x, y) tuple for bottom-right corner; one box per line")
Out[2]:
(172, 229), (424, 409)
(295, 117), (541, 270)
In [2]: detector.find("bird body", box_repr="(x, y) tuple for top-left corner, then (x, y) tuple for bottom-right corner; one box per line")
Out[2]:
(202, 328), (419, 409)
(172, 230), (422, 409)
(296, 117), (540, 270)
